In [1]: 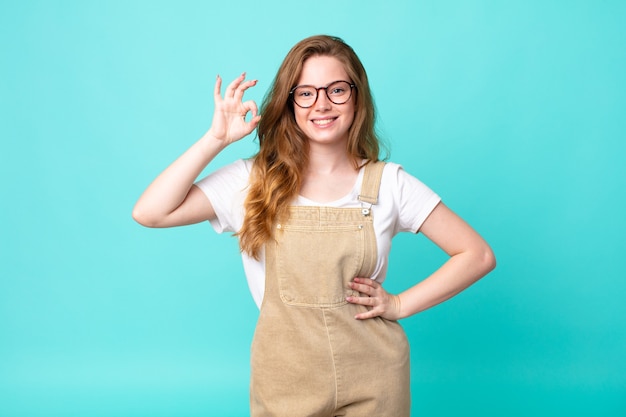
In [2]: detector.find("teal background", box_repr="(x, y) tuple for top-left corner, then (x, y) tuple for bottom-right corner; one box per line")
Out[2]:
(1, 0), (625, 416)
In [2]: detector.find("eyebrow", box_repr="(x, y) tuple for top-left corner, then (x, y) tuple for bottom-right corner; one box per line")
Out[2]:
(292, 80), (352, 89)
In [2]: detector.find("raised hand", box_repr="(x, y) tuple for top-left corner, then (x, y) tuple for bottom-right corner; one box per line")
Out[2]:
(207, 73), (261, 145)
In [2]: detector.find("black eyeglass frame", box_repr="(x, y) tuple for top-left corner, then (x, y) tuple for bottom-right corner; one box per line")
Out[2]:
(289, 80), (356, 108)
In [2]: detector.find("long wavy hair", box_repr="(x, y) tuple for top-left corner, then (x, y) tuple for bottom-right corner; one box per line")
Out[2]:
(237, 35), (383, 259)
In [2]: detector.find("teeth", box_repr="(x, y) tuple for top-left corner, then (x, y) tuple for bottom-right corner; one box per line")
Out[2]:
(312, 118), (334, 126)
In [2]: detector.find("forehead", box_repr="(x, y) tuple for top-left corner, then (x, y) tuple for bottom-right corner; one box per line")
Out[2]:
(297, 55), (349, 85)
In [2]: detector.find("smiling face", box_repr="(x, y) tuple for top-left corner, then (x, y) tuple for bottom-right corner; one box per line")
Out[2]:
(293, 55), (355, 148)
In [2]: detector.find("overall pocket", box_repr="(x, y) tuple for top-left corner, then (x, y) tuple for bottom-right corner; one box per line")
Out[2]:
(276, 224), (365, 308)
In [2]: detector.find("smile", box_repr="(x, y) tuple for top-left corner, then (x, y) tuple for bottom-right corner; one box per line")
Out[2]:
(312, 118), (337, 126)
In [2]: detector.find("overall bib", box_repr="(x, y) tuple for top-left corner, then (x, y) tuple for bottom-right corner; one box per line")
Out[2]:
(250, 162), (411, 417)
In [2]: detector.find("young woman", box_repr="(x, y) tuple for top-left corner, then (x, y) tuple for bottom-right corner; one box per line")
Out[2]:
(133, 35), (495, 417)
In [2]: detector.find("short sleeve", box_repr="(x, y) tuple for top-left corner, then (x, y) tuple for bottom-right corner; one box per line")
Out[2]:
(194, 159), (251, 233)
(391, 164), (441, 233)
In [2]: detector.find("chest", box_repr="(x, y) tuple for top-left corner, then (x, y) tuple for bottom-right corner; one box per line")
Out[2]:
(299, 170), (359, 203)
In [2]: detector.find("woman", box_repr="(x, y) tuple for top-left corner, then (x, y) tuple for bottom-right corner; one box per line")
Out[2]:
(133, 35), (495, 417)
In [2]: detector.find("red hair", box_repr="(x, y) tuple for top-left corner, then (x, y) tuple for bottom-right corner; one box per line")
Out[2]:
(237, 35), (383, 259)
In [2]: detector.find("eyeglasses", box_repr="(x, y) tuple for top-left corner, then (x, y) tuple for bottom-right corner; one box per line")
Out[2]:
(289, 80), (355, 108)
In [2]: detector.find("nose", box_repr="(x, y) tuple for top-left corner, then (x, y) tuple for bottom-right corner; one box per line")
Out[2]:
(313, 87), (331, 110)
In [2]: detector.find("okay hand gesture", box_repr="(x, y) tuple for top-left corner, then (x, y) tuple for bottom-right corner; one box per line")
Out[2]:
(207, 73), (261, 145)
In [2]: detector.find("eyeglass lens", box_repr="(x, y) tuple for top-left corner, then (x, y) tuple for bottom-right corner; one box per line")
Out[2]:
(292, 81), (352, 108)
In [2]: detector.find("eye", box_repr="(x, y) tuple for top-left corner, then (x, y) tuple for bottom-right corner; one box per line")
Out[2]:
(328, 82), (351, 96)
(295, 87), (315, 98)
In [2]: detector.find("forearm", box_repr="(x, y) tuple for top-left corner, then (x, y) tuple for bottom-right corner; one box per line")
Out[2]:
(133, 74), (260, 228)
(132, 131), (225, 226)
(397, 247), (495, 319)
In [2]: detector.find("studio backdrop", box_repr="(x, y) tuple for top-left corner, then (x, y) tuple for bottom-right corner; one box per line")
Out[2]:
(1, 1), (624, 416)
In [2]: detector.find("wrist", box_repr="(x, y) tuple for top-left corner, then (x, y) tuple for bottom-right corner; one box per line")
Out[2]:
(393, 294), (405, 320)
(201, 130), (229, 151)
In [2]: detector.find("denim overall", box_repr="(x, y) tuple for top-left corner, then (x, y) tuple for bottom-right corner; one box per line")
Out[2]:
(250, 162), (411, 416)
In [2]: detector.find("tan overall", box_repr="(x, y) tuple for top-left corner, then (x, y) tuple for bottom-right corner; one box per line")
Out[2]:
(250, 162), (411, 417)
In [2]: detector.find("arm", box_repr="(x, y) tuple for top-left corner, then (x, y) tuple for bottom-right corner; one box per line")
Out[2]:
(132, 73), (261, 228)
(347, 202), (496, 320)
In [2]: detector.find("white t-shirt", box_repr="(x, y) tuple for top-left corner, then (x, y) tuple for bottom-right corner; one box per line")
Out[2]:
(195, 159), (441, 308)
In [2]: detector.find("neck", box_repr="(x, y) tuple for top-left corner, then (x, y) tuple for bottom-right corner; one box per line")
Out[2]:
(306, 141), (355, 175)
(308, 152), (353, 175)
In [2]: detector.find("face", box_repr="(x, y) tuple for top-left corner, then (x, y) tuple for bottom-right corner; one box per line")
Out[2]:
(293, 55), (355, 148)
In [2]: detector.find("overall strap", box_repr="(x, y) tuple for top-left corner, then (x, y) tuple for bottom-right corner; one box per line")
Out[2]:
(358, 161), (386, 205)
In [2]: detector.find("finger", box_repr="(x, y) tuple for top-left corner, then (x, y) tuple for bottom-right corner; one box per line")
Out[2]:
(242, 100), (259, 118)
(355, 309), (381, 320)
(225, 72), (246, 98)
(354, 277), (379, 288)
(238, 100), (258, 125)
(248, 114), (262, 129)
(353, 303), (384, 320)
(350, 280), (380, 296)
(213, 75), (223, 100)
(349, 282), (372, 296)
(242, 108), (262, 133)
(346, 294), (376, 307)
(234, 79), (258, 102)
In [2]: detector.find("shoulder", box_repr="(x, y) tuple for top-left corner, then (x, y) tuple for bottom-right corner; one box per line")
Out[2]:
(194, 158), (253, 197)
(218, 158), (253, 177)
(199, 158), (251, 182)
(378, 161), (441, 232)
(380, 161), (423, 187)
(379, 160), (439, 204)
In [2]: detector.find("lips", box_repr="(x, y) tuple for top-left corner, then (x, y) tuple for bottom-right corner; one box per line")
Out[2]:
(311, 117), (337, 126)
